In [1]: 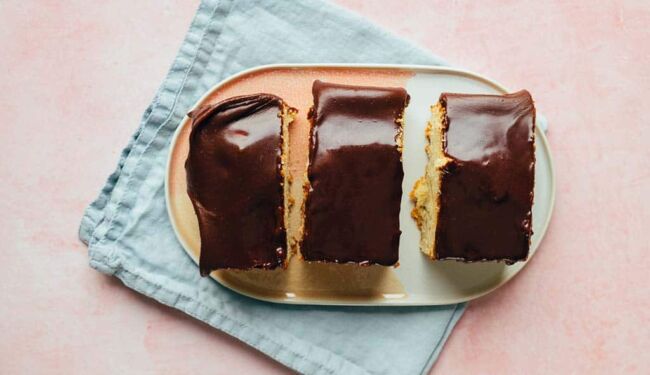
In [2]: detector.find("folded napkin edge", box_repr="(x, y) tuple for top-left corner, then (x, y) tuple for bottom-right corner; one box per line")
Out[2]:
(88, 244), (378, 375)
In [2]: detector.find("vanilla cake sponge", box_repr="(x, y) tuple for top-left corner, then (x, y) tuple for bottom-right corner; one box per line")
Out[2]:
(411, 90), (536, 263)
(186, 94), (296, 274)
(410, 102), (447, 259)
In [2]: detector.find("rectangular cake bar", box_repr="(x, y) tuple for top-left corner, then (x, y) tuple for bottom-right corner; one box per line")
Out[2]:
(185, 94), (295, 274)
(411, 90), (536, 263)
(301, 80), (409, 266)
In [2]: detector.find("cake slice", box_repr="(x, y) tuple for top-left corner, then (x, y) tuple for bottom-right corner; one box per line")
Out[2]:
(301, 80), (409, 266)
(185, 94), (296, 274)
(411, 90), (536, 263)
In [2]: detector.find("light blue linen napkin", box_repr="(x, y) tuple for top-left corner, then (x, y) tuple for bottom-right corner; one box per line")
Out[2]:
(79, 1), (465, 373)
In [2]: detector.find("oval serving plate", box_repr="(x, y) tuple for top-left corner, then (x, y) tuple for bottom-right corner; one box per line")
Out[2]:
(166, 64), (555, 306)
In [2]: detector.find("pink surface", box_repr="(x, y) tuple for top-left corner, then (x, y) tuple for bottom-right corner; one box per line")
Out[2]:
(1, 1), (648, 374)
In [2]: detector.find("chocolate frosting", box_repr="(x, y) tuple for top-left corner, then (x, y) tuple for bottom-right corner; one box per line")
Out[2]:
(185, 94), (286, 274)
(302, 80), (409, 265)
(436, 90), (536, 263)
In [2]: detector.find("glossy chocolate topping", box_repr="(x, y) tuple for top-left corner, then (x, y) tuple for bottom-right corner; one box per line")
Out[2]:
(436, 90), (536, 263)
(302, 80), (409, 265)
(186, 94), (286, 274)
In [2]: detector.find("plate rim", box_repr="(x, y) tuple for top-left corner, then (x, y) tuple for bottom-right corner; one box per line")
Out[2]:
(164, 63), (556, 306)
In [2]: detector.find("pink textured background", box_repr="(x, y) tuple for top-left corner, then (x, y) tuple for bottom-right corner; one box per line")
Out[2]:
(1, 1), (648, 374)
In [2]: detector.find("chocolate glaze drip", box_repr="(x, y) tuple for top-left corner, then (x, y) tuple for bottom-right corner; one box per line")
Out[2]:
(302, 80), (409, 266)
(185, 94), (286, 274)
(436, 90), (536, 263)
